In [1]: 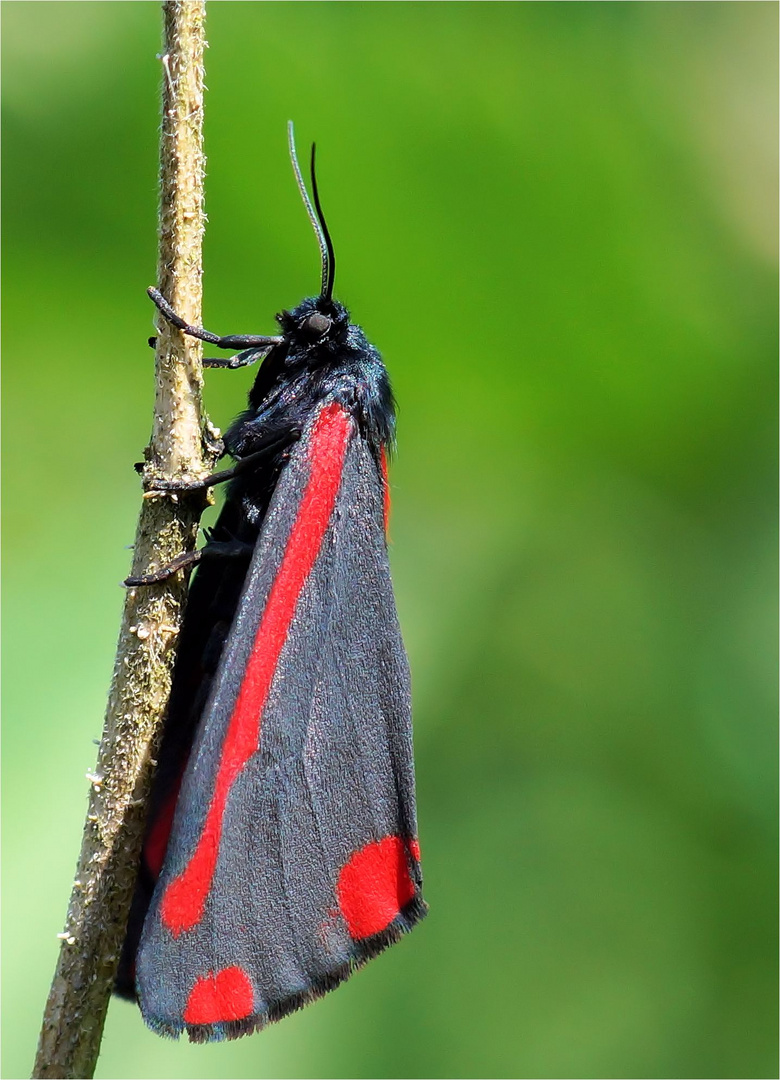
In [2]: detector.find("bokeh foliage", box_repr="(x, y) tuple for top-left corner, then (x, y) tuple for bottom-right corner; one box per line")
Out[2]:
(2, 3), (777, 1078)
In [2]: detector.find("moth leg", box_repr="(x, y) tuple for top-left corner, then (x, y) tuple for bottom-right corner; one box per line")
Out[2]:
(148, 287), (284, 350)
(202, 348), (270, 370)
(149, 334), (270, 370)
(144, 429), (300, 494)
(124, 538), (253, 588)
(124, 548), (202, 587)
(201, 538), (254, 561)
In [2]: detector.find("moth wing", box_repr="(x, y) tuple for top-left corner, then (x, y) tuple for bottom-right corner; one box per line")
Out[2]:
(135, 403), (425, 1041)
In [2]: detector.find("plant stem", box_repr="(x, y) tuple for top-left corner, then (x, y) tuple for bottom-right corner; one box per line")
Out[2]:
(32, 3), (211, 1076)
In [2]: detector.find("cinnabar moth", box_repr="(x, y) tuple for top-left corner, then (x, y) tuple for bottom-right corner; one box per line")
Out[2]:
(115, 124), (426, 1042)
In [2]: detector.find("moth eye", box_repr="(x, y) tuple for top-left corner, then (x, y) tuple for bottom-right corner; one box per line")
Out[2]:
(303, 313), (331, 338)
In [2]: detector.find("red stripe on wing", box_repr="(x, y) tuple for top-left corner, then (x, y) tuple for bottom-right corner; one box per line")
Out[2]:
(380, 446), (390, 535)
(161, 402), (352, 936)
(144, 787), (179, 880)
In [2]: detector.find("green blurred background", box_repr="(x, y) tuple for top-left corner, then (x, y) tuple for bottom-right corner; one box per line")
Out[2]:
(3, 3), (777, 1078)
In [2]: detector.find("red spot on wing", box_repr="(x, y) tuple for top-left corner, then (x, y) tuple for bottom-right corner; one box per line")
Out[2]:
(380, 446), (391, 535)
(337, 835), (416, 940)
(183, 966), (254, 1025)
(161, 403), (352, 936)
(409, 837), (421, 862)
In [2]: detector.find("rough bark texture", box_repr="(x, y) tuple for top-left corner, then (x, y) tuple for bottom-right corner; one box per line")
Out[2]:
(33, 4), (212, 1076)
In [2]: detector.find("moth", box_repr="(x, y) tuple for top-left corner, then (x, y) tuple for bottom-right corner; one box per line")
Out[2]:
(115, 123), (426, 1042)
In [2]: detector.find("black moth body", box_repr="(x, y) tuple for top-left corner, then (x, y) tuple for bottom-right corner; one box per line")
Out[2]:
(115, 125), (425, 1042)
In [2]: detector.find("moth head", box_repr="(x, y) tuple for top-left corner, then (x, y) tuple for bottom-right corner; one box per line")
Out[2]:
(277, 296), (349, 352)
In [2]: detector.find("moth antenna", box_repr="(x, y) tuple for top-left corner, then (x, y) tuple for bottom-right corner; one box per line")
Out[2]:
(287, 121), (334, 301)
(310, 143), (336, 302)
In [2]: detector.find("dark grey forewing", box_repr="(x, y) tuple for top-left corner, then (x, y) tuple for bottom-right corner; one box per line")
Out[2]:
(136, 416), (421, 1036)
